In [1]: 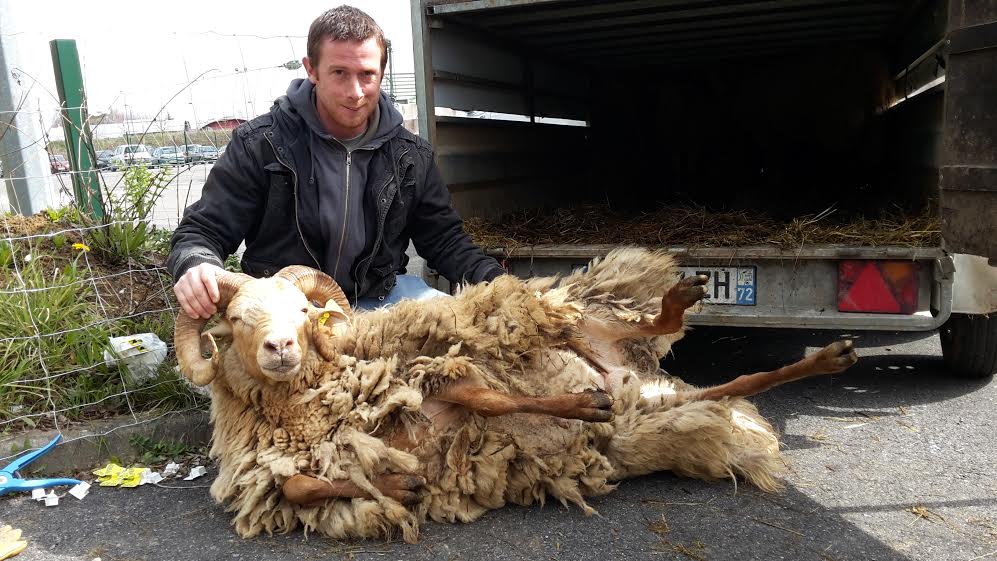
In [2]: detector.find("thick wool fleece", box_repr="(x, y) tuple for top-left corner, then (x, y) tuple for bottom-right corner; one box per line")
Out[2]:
(204, 248), (785, 543)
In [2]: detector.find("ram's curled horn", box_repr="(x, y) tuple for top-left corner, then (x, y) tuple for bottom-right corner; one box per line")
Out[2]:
(174, 271), (253, 386)
(276, 265), (352, 318)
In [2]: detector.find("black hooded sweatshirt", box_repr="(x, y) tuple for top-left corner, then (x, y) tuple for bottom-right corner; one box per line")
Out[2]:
(168, 80), (503, 302)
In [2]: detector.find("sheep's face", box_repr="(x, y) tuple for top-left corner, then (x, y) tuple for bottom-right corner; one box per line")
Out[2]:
(225, 278), (311, 383)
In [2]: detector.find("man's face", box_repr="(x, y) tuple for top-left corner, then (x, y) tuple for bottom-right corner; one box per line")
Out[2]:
(303, 37), (382, 139)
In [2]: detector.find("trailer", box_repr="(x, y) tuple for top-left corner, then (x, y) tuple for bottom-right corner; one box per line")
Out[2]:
(410, 0), (997, 378)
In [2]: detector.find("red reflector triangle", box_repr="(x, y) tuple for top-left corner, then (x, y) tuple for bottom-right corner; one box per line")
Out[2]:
(842, 262), (900, 313)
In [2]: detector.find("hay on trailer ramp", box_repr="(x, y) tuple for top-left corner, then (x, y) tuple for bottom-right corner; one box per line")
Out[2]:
(465, 203), (940, 252)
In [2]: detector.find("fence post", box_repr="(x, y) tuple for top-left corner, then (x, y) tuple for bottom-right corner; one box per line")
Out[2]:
(50, 39), (104, 220)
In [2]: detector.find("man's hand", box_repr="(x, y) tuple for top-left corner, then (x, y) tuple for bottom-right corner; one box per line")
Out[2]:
(174, 263), (224, 319)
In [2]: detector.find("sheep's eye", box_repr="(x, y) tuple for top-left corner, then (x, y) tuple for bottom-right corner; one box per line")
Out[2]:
(229, 316), (241, 323)
(300, 307), (308, 314)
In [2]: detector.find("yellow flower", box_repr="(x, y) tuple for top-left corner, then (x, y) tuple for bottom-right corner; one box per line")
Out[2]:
(72, 243), (90, 252)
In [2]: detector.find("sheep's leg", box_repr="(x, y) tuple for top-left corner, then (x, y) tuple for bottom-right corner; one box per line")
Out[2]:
(283, 473), (426, 506)
(434, 384), (613, 422)
(583, 274), (709, 346)
(692, 340), (858, 401)
(633, 273), (710, 337)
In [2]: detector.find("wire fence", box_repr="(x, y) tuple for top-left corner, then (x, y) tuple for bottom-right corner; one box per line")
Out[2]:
(0, 211), (201, 431)
(0, 23), (420, 460)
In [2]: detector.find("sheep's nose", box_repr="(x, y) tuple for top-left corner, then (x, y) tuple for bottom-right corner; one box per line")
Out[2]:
(263, 337), (295, 354)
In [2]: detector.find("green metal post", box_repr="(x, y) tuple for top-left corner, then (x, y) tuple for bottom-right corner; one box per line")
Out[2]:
(50, 39), (103, 219)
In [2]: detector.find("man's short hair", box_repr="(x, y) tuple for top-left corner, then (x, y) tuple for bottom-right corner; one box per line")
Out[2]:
(307, 5), (388, 70)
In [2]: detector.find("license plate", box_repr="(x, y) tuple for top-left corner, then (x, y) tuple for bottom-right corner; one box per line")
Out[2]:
(679, 266), (757, 305)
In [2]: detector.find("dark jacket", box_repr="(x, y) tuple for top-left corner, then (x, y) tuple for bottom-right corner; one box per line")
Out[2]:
(167, 89), (504, 303)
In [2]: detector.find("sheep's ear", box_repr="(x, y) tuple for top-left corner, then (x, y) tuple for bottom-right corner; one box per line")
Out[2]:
(310, 299), (349, 324)
(310, 301), (350, 341)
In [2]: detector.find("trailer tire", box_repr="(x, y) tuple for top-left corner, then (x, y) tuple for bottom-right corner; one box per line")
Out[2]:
(939, 313), (997, 379)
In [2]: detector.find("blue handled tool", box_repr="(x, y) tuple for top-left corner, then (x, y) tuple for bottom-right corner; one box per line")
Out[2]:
(0, 435), (81, 496)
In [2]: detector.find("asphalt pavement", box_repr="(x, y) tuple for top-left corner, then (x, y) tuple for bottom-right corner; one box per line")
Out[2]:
(1, 326), (995, 561)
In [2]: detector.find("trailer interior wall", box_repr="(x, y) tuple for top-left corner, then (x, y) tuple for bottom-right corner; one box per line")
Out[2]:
(420, 0), (953, 226)
(590, 47), (903, 218)
(940, 2), (997, 260)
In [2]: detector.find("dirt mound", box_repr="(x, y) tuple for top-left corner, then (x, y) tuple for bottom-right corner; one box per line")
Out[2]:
(0, 212), (64, 239)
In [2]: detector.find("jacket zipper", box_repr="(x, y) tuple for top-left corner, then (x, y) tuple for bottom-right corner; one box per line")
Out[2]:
(354, 148), (408, 302)
(264, 132), (321, 269)
(333, 150), (352, 278)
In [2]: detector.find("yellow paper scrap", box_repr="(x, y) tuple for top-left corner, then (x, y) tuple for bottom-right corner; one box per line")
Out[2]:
(92, 463), (126, 487)
(91, 463), (152, 488)
(119, 467), (149, 488)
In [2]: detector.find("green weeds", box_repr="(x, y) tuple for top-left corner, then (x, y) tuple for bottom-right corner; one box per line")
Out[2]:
(85, 166), (173, 264)
(129, 434), (200, 464)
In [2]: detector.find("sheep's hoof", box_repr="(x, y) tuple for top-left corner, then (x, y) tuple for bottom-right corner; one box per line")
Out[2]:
(670, 274), (710, 309)
(811, 340), (858, 374)
(570, 389), (614, 422)
(652, 274), (710, 334)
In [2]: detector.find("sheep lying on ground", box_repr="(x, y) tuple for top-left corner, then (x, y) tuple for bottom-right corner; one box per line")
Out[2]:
(175, 248), (857, 543)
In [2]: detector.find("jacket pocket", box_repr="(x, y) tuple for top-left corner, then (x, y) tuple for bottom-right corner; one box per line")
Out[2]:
(250, 163), (294, 245)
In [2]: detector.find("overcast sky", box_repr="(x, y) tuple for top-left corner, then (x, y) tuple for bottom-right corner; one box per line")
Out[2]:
(2, 0), (414, 127)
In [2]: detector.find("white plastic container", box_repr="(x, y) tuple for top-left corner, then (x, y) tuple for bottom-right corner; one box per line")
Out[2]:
(103, 333), (167, 383)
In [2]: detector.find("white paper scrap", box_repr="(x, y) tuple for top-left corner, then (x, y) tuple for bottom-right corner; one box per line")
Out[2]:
(162, 462), (181, 477)
(141, 471), (164, 485)
(69, 481), (91, 500)
(183, 465), (207, 480)
(44, 492), (59, 507)
(31, 488), (47, 500)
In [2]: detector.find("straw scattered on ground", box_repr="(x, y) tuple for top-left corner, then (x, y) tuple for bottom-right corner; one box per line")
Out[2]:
(465, 203), (941, 253)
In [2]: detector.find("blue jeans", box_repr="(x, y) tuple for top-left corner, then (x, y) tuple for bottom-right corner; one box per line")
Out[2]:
(355, 275), (450, 310)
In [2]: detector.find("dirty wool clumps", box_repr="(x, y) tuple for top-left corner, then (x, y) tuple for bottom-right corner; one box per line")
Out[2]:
(203, 248), (785, 543)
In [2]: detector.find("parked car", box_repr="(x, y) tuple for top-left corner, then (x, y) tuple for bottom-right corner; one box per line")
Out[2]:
(49, 154), (70, 174)
(111, 144), (152, 168)
(152, 146), (186, 167)
(95, 149), (115, 170)
(179, 144), (202, 163)
(196, 145), (219, 163)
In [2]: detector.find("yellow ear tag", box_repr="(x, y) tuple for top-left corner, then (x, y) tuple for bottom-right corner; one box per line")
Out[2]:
(318, 312), (331, 326)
